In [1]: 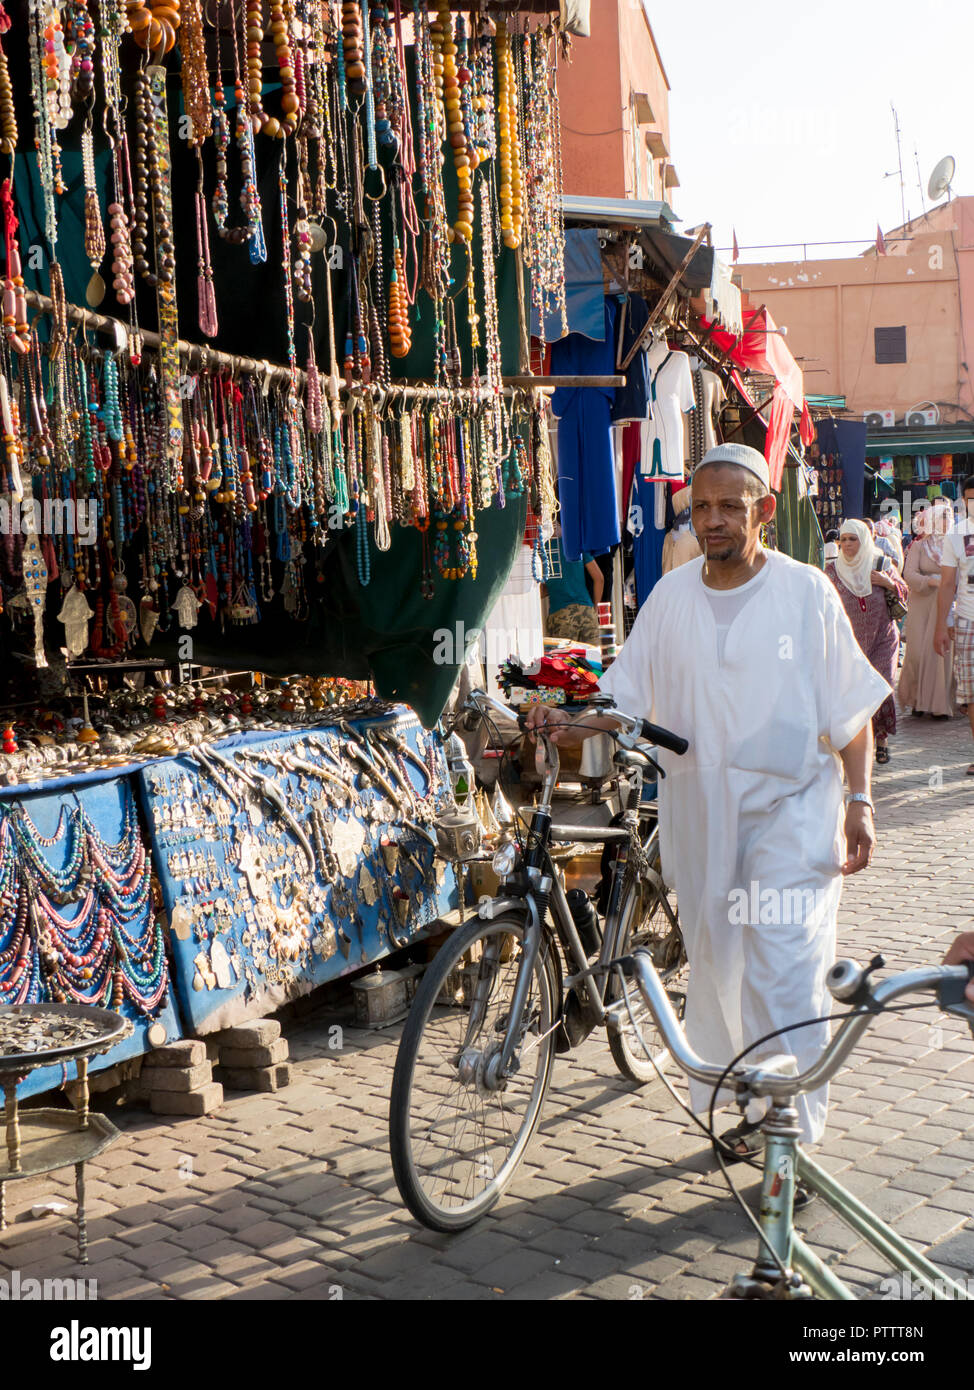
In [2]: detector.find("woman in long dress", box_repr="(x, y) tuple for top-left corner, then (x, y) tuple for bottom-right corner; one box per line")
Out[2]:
(898, 503), (954, 718)
(826, 519), (908, 764)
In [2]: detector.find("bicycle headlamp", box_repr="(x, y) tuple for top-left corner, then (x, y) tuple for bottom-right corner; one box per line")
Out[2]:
(492, 841), (517, 878)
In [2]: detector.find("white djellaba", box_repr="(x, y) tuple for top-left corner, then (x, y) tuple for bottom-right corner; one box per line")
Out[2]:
(600, 550), (890, 1143)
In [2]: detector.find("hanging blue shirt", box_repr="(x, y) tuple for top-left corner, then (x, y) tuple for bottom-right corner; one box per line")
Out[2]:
(550, 298), (621, 564)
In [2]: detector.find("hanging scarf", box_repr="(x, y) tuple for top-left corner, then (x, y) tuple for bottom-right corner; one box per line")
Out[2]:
(835, 519), (877, 598)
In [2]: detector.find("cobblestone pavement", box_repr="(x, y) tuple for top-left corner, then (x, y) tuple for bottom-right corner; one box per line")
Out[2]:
(3, 707), (974, 1301)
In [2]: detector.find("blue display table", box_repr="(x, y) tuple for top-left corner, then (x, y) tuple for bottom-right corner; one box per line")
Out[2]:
(0, 707), (458, 1089)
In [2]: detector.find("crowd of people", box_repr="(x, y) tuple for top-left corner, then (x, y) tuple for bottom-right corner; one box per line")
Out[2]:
(822, 472), (974, 773)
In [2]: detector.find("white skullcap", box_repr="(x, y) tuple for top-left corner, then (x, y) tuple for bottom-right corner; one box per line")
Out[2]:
(693, 443), (771, 493)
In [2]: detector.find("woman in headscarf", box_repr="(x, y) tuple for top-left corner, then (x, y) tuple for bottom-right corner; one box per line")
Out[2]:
(826, 519), (909, 764)
(898, 502), (954, 719)
(873, 511), (905, 571)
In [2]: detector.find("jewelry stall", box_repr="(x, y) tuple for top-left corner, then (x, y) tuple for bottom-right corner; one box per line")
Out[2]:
(0, 1), (580, 1098)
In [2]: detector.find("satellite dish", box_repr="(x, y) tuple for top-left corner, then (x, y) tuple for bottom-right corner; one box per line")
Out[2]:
(928, 155), (956, 202)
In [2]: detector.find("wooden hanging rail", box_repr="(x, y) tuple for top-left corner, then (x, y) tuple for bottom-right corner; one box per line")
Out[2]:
(23, 291), (621, 393)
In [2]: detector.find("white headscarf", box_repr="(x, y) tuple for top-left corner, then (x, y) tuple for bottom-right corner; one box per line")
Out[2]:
(835, 519), (877, 598)
(915, 501), (953, 566)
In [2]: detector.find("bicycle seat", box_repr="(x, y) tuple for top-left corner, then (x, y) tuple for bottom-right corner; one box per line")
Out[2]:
(548, 823), (629, 844)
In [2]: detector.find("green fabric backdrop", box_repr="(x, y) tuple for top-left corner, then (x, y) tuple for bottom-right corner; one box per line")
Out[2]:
(10, 50), (528, 726)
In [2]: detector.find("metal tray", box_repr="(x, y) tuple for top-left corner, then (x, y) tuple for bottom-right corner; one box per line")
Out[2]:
(0, 1004), (132, 1073)
(0, 1109), (120, 1180)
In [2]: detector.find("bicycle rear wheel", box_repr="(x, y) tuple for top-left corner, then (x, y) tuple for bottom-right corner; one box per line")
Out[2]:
(608, 847), (688, 1085)
(389, 913), (559, 1232)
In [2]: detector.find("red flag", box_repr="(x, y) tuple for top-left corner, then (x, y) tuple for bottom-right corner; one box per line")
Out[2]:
(732, 228), (740, 263)
(876, 223), (887, 256)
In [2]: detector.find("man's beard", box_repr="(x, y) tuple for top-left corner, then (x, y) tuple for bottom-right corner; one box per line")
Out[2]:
(705, 541), (737, 563)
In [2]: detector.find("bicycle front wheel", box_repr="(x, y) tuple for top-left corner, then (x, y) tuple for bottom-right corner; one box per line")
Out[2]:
(389, 913), (559, 1232)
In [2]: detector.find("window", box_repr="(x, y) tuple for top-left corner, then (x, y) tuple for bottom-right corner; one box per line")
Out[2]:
(874, 326), (907, 364)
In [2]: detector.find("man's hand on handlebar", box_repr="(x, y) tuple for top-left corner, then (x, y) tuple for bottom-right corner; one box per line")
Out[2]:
(943, 933), (974, 1002)
(522, 703), (613, 747)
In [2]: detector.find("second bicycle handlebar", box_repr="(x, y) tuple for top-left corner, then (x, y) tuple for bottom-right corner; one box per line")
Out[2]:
(626, 951), (972, 1104)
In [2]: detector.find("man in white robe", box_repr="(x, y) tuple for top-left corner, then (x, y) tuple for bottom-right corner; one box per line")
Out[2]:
(528, 444), (890, 1145)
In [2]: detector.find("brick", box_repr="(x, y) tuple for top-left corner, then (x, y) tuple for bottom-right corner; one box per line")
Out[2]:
(892, 1206), (966, 1243)
(472, 1249), (555, 1289)
(143, 1040), (207, 1068)
(142, 1061), (213, 1093)
(150, 1081), (224, 1116)
(503, 1270), (588, 1300)
(218, 1039), (290, 1068)
(216, 1063), (292, 1092)
(554, 1249), (624, 1281)
(437, 1231), (522, 1273)
(218, 1020), (282, 1047)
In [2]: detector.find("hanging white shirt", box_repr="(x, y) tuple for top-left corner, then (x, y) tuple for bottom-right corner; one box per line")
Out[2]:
(599, 550), (891, 1142)
(639, 346), (695, 480)
(699, 369), (725, 452)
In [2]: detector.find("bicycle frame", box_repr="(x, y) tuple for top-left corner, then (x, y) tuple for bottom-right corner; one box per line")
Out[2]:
(626, 949), (973, 1301)
(477, 721), (666, 1069)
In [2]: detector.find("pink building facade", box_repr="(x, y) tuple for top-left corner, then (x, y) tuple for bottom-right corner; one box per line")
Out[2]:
(558, 0), (678, 204)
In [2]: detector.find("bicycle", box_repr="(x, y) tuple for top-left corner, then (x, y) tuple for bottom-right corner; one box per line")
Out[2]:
(388, 691), (689, 1232)
(621, 946), (974, 1299)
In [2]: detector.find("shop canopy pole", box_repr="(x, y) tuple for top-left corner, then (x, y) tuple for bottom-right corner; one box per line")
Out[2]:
(23, 290), (621, 393)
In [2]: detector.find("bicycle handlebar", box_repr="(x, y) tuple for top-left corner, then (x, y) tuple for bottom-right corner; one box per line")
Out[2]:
(464, 691), (689, 757)
(626, 951), (972, 1104)
(634, 717), (689, 757)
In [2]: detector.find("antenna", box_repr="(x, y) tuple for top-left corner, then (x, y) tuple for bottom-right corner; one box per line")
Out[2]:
(914, 147), (927, 221)
(883, 103), (907, 230)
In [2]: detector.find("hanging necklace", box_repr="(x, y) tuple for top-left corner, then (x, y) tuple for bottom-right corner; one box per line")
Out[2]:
(81, 112), (107, 306)
(0, 4), (17, 159)
(495, 20), (522, 250)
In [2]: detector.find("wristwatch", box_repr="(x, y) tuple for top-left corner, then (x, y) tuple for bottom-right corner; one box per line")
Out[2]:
(845, 792), (875, 813)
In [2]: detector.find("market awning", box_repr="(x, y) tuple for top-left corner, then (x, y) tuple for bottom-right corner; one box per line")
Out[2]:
(561, 195), (743, 338)
(562, 194), (678, 228)
(864, 427), (974, 457)
(701, 302), (807, 490)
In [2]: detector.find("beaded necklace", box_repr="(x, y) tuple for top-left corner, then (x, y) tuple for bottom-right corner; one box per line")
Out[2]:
(0, 4), (16, 160)
(81, 115), (107, 306)
(522, 27), (568, 347)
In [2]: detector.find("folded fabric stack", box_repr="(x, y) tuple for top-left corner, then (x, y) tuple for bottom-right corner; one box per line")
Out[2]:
(500, 649), (602, 705)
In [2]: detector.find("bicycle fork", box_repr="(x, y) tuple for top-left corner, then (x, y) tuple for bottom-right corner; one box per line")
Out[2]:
(729, 1104), (814, 1300)
(457, 904), (544, 1093)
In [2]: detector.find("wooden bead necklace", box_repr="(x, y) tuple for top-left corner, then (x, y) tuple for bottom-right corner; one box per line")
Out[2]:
(495, 20), (522, 250)
(125, 0), (181, 58)
(0, 5), (18, 156)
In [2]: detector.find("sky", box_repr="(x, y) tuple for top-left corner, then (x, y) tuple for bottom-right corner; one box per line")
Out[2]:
(647, 0), (974, 263)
